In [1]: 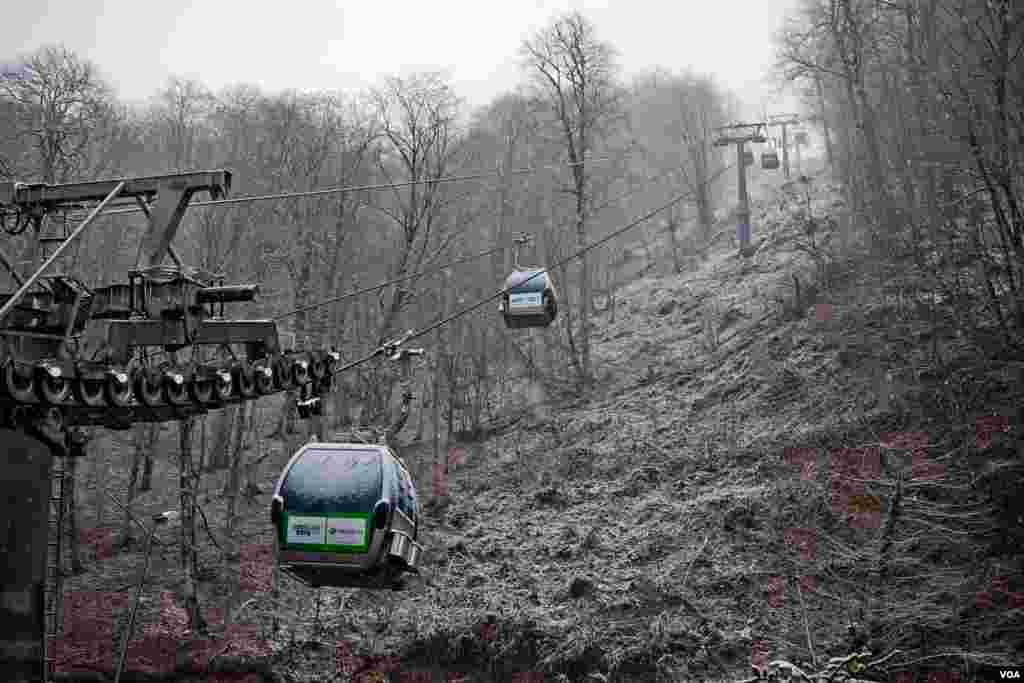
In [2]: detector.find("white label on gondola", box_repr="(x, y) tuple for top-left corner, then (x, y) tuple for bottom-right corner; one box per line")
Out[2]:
(326, 517), (367, 547)
(509, 292), (542, 308)
(286, 516), (325, 544)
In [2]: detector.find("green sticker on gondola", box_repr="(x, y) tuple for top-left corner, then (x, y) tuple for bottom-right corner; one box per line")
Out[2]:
(285, 515), (325, 545)
(510, 292), (542, 307)
(282, 512), (369, 552)
(326, 517), (366, 547)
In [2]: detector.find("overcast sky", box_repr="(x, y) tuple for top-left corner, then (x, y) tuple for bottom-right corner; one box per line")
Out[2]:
(5, 0), (802, 118)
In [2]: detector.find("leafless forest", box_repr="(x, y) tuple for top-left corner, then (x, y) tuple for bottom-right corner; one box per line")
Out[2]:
(1, 1), (1022, 681)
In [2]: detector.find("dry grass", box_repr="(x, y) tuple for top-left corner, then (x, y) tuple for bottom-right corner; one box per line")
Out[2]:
(53, 172), (1023, 682)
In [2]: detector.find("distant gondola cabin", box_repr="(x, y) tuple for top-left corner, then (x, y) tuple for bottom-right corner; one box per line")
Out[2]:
(500, 269), (558, 329)
(761, 151), (780, 170)
(270, 442), (421, 590)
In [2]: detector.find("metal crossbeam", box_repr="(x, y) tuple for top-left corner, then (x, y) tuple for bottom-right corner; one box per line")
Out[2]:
(765, 115), (801, 179)
(0, 181), (126, 324)
(0, 170), (230, 211)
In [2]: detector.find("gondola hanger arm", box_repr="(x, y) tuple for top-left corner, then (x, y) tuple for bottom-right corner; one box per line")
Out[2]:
(378, 329), (416, 359)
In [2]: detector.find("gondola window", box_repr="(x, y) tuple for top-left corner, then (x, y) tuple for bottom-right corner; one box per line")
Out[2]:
(278, 449), (381, 552)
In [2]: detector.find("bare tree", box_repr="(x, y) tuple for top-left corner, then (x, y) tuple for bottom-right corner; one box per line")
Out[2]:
(360, 74), (464, 428)
(149, 77), (215, 171)
(178, 417), (205, 633)
(522, 11), (622, 387)
(0, 45), (112, 184)
(370, 73), (464, 347)
(0, 45), (115, 277)
(120, 423), (159, 546)
(631, 70), (728, 247)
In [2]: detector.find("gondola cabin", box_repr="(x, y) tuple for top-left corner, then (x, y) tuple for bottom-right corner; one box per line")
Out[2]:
(761, 151), (780, 170)
(500, 269), (558, 329)
(270, 442), (422, 590)
(743, 150), (754, 166)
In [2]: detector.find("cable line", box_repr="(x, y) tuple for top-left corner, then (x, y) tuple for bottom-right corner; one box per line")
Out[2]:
(329, 161), (736, 377)
(72, 155), (623, 220)
(270, 159), (696, 323)
(272, 242), (509, 321)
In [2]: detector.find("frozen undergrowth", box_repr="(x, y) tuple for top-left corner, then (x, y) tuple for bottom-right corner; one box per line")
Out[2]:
(58, 174), (1023, 682)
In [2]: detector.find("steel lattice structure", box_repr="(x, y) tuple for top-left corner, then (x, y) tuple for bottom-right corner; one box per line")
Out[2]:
(0, 169), (336, 458)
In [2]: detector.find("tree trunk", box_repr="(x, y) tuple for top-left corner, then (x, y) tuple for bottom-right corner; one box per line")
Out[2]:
(432, 328), (442, 501)
(221, 402), (249, 498)
(120, 424), (146, 546)
(197, 415), (208, 473)
(64, 456), (82, 574)
(666, 210), (682, 273)
(815, 73), (835, 171)
(209, 407), (234, 471)
(274, 391), (298, 437)
(140, 424), (157, 492)
(223, 402), (245, 631)
(692, 145), (714, 243)
(609, 281), (618, 324)
(578, 212), (592, 388)
(559, 261), (584, 380)
(89, 433), (105, 526)
(178, 418), (205, 634)
(414, 376), (427, 442)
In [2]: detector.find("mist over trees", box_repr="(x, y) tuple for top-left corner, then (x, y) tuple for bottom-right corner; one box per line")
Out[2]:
(0, 11), (735, 435)
(778, 0), (1024, 350)
(0, 12), (733, 627)
(3, 4), (1023, 679)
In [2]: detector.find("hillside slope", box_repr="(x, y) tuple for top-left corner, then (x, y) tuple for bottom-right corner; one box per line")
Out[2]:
(56, 174), (1023, 683)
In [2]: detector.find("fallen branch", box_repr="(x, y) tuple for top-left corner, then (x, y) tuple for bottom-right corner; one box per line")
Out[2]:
(795, 577), (817, 668)
(194, 501), (223, 554)
(679, 534), (710, 592)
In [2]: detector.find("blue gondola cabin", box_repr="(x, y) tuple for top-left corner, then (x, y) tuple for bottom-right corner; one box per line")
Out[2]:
(500, 269), (558, 329)
(270, 442), (422, 590)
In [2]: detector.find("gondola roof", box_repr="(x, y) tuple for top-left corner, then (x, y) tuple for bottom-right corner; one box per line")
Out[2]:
(505, 269), (549, 292)
(279, 445), (384, 515)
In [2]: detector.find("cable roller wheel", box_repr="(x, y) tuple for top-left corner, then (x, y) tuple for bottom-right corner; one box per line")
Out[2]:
(272, 356), (295, 390)
(233, 363), (257, 398)
(73, 370), (107, 407)
(163, 369), (190, 405)
(212, 368), (234, 402)
(252, 360), (275, 395)
(3, 361), (38, 403)
(187, 368), (215, 404)
(35, 363), (71, 404)
(309, 353), (327, 381)
(105, 369), (134, 407)
(132, 367), (163, 406)
(325, 351), (340, 376)
(291, 357), (310, 386)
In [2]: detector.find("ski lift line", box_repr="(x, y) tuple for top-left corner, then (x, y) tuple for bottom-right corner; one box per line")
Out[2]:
(65, 156), (620, 220)
(271, 242), (509, 322)
(271, 162), (702, 324)
(329, 174), (734, 378)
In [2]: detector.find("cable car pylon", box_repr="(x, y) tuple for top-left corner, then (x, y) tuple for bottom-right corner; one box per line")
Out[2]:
(713, 122), (767, 256)
(766, 114), (801, 180)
